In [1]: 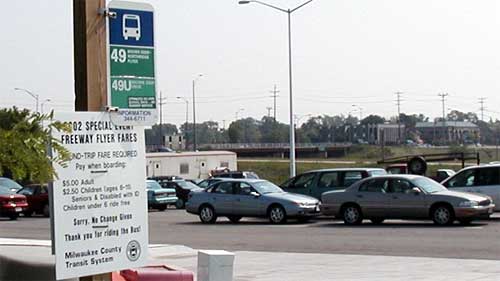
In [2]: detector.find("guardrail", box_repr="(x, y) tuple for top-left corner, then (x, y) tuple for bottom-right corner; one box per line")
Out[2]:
(198, 142), (352, 149)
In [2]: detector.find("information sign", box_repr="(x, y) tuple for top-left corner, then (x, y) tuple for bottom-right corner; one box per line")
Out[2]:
(52, 112), (148, 280)
(107, 1), (157, 125)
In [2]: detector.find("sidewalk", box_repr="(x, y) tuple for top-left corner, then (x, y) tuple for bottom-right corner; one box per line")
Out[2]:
(1, 238), (499, 281)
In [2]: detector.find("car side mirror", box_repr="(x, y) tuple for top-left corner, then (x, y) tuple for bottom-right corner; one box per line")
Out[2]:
(250, 191), (260, 198)
(411, 187), (421, 195)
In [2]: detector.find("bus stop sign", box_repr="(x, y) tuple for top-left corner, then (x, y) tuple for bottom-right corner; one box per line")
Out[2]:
(107, 1), (157, 125)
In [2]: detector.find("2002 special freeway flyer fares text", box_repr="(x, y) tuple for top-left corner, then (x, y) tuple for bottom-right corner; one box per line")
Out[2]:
(52, 112), (148, 280)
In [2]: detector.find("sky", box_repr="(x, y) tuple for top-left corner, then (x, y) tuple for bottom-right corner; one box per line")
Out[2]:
(1, 0), (500, 128)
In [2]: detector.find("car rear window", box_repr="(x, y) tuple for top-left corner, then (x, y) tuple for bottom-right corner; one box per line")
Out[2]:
(0, 185), (15, 195)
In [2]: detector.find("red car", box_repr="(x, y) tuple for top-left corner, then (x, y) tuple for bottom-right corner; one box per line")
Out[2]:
(17, 184), (49, 217)
(0, 185), (28, 220)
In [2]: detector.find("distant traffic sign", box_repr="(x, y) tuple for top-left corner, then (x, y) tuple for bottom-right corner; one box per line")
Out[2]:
(107, 1), (157, 125)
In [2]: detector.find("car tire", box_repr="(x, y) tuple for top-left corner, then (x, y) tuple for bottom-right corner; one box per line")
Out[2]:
(370, 218), (385, 224)
(268, 205), (287, 224)
(432, 205), (454, 226)
(43, 204), (50, 217)
(342, 204), (363, 225)
(157, 205), (167, 212)
(199, 205), (217, 224)
(8, 214), (18, 220)
(407, 156), (427, 175)
(227, 216), (242, 223)
(175, 199), (185, 209)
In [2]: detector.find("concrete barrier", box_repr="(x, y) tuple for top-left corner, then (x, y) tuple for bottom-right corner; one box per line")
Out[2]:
(197, 250), (234, 281)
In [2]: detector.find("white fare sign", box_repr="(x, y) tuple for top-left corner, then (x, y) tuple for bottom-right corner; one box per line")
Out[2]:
(52, 112), (148, 280)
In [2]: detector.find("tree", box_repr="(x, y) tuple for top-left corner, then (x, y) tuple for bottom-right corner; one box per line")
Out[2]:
(0, 107), (71, 184)
(259, 116), (289, 143)
(360, 115), (385, 126)
(145, 123), (178, 145)
(228, 118), (261, 143)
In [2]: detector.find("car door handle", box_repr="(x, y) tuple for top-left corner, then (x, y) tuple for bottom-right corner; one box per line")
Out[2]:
(356, 195), (363, 198)
(392, 196), (398, 199)
(236, 198), (241, 202)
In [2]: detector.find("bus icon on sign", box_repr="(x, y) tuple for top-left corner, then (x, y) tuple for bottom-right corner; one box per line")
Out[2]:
(123, 14), (141, 41)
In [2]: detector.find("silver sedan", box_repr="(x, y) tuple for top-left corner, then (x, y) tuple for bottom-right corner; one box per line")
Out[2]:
(186, 179), (320, 224)
(321, 175), (494, 225)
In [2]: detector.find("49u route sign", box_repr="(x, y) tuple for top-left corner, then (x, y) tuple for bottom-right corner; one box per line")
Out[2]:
(107, 0), (157, 126)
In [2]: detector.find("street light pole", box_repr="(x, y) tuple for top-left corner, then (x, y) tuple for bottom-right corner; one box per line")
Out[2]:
(41, 99), (51, 115)
(14, 87), (39, 113)
(192, 74), (203, 151)
(177, 97), (189, 150)
(239, 0), (313, 177)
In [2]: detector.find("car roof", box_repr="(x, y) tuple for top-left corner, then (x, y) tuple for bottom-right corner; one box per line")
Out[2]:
(355, 174), (426, 182)
(208, 178), (265, 183)
(307, 168), (385, 173)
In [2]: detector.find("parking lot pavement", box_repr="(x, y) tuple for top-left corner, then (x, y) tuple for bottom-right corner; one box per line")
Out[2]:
(2, 239), (500, 281)
(1, 210), (500, 261)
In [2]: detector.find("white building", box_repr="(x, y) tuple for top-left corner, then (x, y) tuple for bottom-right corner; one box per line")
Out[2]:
(146, 151), (237, 180)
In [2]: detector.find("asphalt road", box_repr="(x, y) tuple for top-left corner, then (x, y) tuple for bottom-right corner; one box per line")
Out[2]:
(1, 210), (500, 260)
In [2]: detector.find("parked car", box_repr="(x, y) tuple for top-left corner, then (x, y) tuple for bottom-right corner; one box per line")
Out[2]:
(17, 184), (49, 217)
(212, 171), (259, 179)
(432, 169), (455, 182)
(0, 185), (28, 220)
(441, 164), (500, 211)
(186, 179), (320, 224)
(0, 177), (24, 192)
(146, 180), (178, 211)
(149, 176), (202, 209)
(196, 178), (224, 189)
(321, 175), (494, 225)
(280, 168), (387, 200)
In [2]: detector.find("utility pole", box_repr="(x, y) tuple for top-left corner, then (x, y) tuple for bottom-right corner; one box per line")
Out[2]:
(158, 91), (164, 147)
(74, 0), (107, 112)
(438, 93), (449, 144)
(395, 92), (403, 144)
(269, 84), (280, 122)
(73, 1), (110, 281)
(479, 97), (486, 121)
(266, 107), (272, 117)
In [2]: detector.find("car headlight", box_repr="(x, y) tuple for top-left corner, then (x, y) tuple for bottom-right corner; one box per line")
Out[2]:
(459, 201), (478, 207)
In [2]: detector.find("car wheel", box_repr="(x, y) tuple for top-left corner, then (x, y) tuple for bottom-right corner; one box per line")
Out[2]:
(157, 205), (167, 212)
(175, 199), (185, 209)
(43, 204), (50, 217)
(227, 216), (242, 223)
(432, 205), (454, 226)
(268, 205), (287, 224)
(8, 213), (18, 220)
(370, 218), (385, 224)
(199, 205), (217, 224)
(342, 205), (363, 225)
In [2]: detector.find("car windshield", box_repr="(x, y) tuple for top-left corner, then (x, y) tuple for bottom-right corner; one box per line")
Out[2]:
(253, 181), (284, 194)
(413, 178), (447, 193)
(0, 178), (23, 190)
(0, 185), (15, 195)
(177, 181), (199, 190)
(146, 181), (162, 190)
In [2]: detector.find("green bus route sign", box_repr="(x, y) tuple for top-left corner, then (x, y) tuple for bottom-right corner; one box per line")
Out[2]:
(107, 1), (157, 125)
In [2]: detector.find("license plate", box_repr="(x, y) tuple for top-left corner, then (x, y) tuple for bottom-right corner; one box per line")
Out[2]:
(15, 207), (22, 212)
(315, 206), (320, 212)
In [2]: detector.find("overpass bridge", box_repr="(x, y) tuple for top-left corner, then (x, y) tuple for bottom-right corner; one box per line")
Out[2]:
(198, 143), (353, 158)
